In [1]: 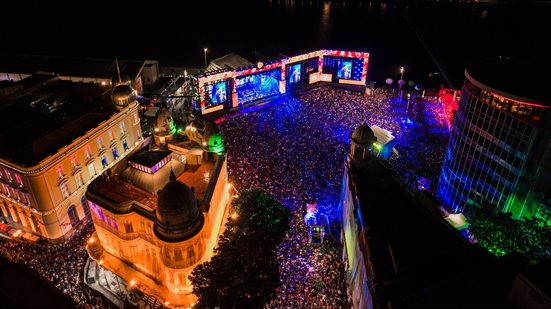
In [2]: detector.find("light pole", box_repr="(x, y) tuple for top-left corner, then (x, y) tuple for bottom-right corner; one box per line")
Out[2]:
(399, 66), (405, 103)
(203, 48), (208, 70)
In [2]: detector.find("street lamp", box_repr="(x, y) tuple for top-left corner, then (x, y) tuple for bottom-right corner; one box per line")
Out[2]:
(399, 66), (405, 103)
(203, 48), (208, 70)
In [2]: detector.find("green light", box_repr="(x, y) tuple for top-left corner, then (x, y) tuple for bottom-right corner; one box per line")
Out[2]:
(373, 142), (382, 151)
(208, 133), (225, 155)
(177, 128), (183, 133)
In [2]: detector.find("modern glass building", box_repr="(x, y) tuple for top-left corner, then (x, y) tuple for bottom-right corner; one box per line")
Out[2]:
(437, 57), (550, 219)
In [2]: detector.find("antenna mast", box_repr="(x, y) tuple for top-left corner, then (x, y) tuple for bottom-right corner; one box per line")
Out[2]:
(115, 56), (122, 83)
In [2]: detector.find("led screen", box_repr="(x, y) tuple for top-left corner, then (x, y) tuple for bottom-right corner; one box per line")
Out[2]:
(337, 61), (352, 79)
(236, 69), (281, 103)
(289, 63), (301, 84)
(211, 82), (227, 104)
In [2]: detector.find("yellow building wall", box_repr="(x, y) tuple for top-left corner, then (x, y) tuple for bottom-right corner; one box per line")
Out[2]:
(0, 103), (142, 242)
(89, 156), (232, 296)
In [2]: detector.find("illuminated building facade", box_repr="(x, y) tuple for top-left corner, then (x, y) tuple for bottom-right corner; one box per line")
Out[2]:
(86, 136), (230, 306)
(437, 58), (550, 219)
(0, 75), (142, 242)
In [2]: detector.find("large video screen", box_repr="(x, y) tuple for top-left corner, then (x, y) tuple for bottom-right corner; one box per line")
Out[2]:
(337, 61), (353, 79)
(236, 69), (281, 103)
(211, 82), (227, 104)
(289, 63), (301, 84)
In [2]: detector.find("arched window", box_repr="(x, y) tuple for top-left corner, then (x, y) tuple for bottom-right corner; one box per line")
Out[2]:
(67, 205), (79, 228)
(81, 196), (90, 218)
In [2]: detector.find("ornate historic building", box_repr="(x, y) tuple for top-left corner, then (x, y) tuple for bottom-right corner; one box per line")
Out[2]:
(86, 124), (231, 306)
(0, 74), (142, 242)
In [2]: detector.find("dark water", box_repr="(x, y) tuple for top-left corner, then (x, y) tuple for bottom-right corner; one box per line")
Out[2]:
(1, 0), (550, 89)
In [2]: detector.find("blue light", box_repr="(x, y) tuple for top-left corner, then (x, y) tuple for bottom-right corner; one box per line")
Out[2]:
(237, 69), (281, 103)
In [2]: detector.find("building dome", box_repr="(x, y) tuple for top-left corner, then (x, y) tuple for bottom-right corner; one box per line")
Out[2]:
(154, 171), (204, 242)
(201, 121), (225, 154)
(351, 125), (376, 145)
(154, 107), (176, 137)
(111, 84), (135, 111)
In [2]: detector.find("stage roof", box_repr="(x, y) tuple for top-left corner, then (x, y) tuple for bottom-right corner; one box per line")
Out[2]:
(207, 53), (253, 71)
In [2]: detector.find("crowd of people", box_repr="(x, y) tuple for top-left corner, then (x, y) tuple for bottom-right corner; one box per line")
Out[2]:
(0, 84), (450, 308)
(219, 85), (451, 307)
(0, 222), (108, 308)
(265, 210), (349, 308)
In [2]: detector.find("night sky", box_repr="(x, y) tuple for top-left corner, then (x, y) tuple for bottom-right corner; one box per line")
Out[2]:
(1, 0), (550, 87)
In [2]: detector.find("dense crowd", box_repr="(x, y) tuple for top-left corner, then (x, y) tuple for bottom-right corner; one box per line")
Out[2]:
(219, 86), (450, 308)
(0, 222), (109, 309)
(266, 210), (349, 308)
(0, 85), (449, 308)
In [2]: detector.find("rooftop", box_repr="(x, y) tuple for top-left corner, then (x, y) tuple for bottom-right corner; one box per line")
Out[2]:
(176, 160), (215, 204)
(349, 156), (508, 307)
(128, 150), (172, 168)
(90, 175), (157, 210)
(0, 53), (145, 81)
(208, 53), (253, 71)
(0, 76), (116, 166)
(465, 56), (551, 105)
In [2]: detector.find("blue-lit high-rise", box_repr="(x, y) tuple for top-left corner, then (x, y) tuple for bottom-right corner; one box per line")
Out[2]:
(437, 57), (551, 219)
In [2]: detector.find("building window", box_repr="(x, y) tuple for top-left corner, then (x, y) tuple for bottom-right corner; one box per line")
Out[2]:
(123, 139), (129, 152)
(108, 130), (114, 141)
(0, 202), (8, 218)
(187, 247), (195, 259)
(165, 249), (171, 259)
(119, 122), (126, 134)
(124, 221), (133, 233)
(84, 145), (92, 159)
(88, 163), (96, 177)
(55, 166), (65, 179)
(174, 248), (183, 261)
(67, 205), (79, 228)
(178, 273), (186, 285)
(23, 193), (30, 205)
(5, 170), (13, 182)
(96, 137), (103, 150)
(70, 154), (79, 168)
(60, 183), (70, 198)
(101, 155), (108, 168)
(75, 172), (84, 187)
(168, 271), (174, 284)
(97, 207), (104, 221)
(112, 147), (119, 160)
(2, 184), (9, 196)
(81, 196), (90, 218)
(15, 174), (23, 187)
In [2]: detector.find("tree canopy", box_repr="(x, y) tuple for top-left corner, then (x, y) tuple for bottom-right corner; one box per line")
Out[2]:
(190, 190), (291, 308)
(469, 202), (551, 265)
